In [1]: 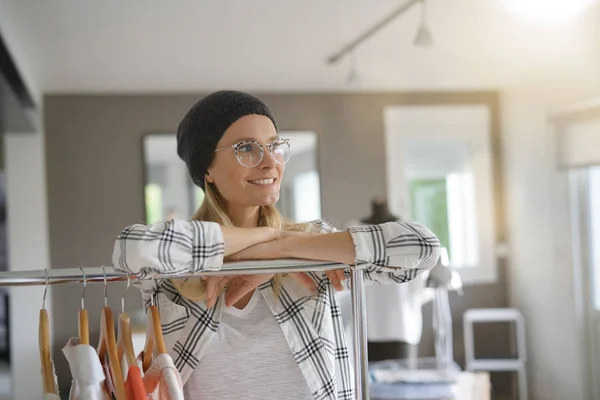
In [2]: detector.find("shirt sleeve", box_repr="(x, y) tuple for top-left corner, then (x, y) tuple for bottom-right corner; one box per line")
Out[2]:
(306, 219), (441, 285)
(112, 219), (225, 280)
(348, 221), (441, 284)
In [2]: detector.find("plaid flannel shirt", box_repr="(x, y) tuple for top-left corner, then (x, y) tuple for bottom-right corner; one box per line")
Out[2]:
(112, 219), (440, 400)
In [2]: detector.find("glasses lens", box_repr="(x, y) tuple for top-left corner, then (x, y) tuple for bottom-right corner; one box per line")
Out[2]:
(236, 142), (263, 167)
(272, 140), (291, 164)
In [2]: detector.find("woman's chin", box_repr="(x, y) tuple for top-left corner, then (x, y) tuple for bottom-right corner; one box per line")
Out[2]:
(255, 194), (280, 206)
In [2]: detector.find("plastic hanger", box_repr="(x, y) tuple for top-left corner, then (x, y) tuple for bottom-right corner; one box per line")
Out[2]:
(78, 267), (89, 345)
(39, 268), (57, 395)
(117, 272), (137, 368)
(142, 276), (167, 372)
(96, 267), (127, 400)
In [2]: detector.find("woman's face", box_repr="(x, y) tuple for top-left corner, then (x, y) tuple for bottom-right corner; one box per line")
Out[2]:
(206, 114), (286, 208)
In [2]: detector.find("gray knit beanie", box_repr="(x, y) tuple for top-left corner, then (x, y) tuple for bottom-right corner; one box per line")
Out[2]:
(176, 90), (278, 191)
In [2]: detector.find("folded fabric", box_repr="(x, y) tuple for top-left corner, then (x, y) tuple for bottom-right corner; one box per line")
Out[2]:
(62, 337), (110, 400)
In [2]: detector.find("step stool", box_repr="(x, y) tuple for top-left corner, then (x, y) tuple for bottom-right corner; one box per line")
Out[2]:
(463, 308), (527, 400)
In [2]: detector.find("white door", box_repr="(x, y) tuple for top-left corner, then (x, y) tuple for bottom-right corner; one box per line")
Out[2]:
(571, 166), (600, 399)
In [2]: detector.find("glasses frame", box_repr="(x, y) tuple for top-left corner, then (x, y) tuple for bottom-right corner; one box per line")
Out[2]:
(214, 138), (291, 168)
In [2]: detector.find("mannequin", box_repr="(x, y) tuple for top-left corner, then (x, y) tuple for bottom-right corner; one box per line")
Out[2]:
(360, 196), (399, 225)
(350, 197), (433, 364)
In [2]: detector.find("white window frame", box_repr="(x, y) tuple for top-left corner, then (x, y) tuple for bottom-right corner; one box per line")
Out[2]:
(384, 105), (498, 285)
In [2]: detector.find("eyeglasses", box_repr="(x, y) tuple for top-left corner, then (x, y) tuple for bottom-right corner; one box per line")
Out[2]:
(214, 138), (291, 168)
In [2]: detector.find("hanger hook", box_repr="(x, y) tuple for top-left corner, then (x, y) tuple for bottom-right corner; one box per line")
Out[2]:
(79, 266), (86, 310)
(121, 271), (130, 314)
(103, 266), (108, 307)
(42, 268), (49, 309)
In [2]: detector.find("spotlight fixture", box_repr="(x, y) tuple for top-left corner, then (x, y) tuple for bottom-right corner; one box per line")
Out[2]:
(326, 0), (432, 66)
(414, 0), (433, 47)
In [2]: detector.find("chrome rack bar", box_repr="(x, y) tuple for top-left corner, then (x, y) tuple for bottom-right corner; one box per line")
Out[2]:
(0, 259), (370, 399)
(0, 260), (344, 286)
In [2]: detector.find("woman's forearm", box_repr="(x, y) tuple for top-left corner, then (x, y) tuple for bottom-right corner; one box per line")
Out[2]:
(221, 226), (275, 257)
(279, 231), (356, 265)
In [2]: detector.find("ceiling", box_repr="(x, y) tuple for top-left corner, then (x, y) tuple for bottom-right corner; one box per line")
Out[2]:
(2, 0), (599, 93)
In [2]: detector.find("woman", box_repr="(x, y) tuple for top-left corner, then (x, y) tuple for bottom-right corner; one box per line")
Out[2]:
(113, 90), (441, 400)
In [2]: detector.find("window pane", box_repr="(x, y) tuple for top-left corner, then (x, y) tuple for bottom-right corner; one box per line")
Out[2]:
(409, 178), (451, 257)
(405, 138), (479, 269)
(145, 184), (163, 224)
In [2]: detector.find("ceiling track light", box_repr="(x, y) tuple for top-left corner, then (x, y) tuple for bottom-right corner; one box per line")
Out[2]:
(414, 0), (433, 47)
(326, 0), (433, 66)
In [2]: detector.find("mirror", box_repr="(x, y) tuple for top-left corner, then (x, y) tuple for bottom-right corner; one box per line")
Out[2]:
(384, 105), (497, 284)
(142, 131), (321, 223)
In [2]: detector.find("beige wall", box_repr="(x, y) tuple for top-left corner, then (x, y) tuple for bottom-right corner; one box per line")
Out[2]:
(44, 92), (510, 394)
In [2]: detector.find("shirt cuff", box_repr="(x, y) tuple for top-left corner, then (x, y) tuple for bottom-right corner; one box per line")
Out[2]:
(347, 225), (385, 266)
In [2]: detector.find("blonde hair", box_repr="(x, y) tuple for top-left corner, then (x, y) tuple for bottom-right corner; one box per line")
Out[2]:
(171, 181), (308, 301)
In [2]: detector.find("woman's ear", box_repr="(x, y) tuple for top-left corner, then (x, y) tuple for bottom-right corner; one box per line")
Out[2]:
(205, 172), (214, 184)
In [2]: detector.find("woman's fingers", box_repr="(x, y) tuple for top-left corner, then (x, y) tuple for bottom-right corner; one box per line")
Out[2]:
(224, 274), (274, 307)
(326, 270), (345, 292)
(205, 276), (229, 309)
(225, 279), (256, 307)
(289, 272), (317, 293)
(335, 268), (347, 284)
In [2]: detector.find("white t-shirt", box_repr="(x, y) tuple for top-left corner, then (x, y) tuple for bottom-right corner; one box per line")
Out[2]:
(184, 290), (314, 400)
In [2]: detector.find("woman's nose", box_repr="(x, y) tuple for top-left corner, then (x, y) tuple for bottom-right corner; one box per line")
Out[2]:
(259, 148), (277, 169)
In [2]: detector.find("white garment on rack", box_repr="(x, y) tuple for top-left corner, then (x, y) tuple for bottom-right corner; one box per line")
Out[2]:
(184, 289), (313, 400)
(62, 337), (110, 400)
(144, 353), (184, 400)
(346, 220), (434, 344)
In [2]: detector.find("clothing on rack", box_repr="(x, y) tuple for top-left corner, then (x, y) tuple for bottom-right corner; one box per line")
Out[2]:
(101, 357), (116, 398)
(124, 365), (145, 400)
(120, 354), (145, 400)
(141, 353), (184, 400)
(112, 218), (441, 399)
(62, 337), (111, 400)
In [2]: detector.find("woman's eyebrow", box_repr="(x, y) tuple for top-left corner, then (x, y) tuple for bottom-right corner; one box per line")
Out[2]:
(235, 135), (280, 143)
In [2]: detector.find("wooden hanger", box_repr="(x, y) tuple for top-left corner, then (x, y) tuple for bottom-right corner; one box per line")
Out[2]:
(142, 277), (167, 372)
(78, 267), (89, 345)
(96, 267), (127, 400)
(39, 269), (57, 395)
(117, 272), (137, 367)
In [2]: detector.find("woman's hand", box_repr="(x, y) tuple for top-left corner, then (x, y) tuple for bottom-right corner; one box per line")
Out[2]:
(203, 276), (231, 309)
(203, 271), (320, 309)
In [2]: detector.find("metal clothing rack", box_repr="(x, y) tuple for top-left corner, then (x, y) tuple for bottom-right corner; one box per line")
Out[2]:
(0, 259), (370, 400)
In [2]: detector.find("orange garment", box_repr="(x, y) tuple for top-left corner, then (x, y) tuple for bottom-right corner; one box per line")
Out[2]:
(125, 365), (146, 400)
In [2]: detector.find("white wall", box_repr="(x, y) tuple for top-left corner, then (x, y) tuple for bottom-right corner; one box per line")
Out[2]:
(501, 80), (600, 399)
(1, 2), (48, 398)
(4, 131), (51, 399)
